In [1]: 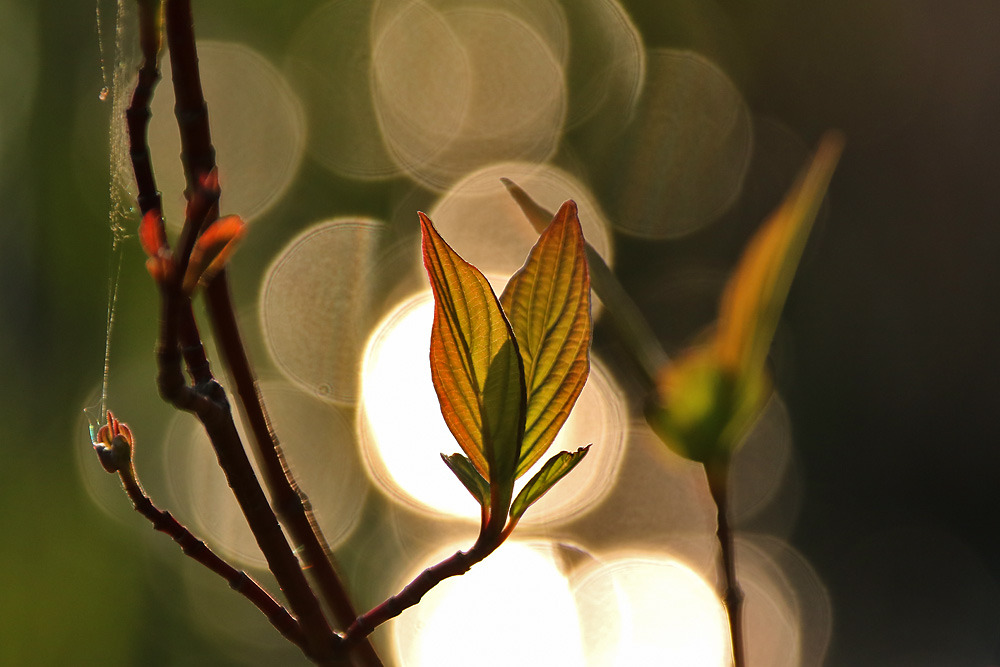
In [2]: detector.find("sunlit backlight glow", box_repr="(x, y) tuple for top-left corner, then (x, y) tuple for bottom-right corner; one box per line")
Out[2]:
(359, 291), (626, 523)
(573, 554), (730, 666)
(392, 541), (585, 667)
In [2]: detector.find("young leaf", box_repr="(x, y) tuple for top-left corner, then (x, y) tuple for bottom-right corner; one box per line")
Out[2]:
(509, 446), (590, 521)
(500, 201), (591, 477)
(441, 453), (490, 507)
(420, 212), (526, 505)
(715, 132), (844, 394)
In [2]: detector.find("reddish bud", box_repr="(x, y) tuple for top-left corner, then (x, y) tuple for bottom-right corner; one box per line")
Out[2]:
(182, 215), (247, 293)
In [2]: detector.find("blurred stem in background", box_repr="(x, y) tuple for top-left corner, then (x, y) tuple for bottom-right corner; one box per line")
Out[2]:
(506, 132), (843, 666)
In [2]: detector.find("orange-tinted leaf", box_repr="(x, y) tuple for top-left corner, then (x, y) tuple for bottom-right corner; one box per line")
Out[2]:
(420, 212), (526, 504)
(500, 201), (591, 477)
(715, 132), (843, 390)
(182, 215), (246, 293)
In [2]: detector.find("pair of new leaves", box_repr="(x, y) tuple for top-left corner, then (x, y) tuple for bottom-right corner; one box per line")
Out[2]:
(420, 201), (591, 533)
(420, 132), (843, 534)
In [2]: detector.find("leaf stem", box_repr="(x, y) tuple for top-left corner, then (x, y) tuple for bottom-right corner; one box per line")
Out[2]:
(341, 532), (503, 646)
(706, 458), (746, 667)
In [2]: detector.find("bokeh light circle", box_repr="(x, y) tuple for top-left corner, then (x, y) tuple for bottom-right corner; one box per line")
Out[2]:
(392, 540), (585, 667)
(147, 41), (305, 229)
(261, 218), (383, 404)
(573, 553), (731, 665)
(163, 381), (368, 567)
(285, 0), (401, 179)
(427, 161), (613, 278)
(372, 3), (566, 190)
(600, 49), (752, 239)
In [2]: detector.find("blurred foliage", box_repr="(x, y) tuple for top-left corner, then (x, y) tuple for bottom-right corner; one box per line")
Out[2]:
(4, 0), (1000, 664)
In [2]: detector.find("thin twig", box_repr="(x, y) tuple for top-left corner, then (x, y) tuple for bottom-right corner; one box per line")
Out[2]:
(203, 276), (370, 631)
(93, 413), (306, 650)
(156, 279), (338, 662)
(342, 531), (503, 646)
(706, 459), (746, 667)
(126, 0), (163, 215)
(124, 1), (338, 661)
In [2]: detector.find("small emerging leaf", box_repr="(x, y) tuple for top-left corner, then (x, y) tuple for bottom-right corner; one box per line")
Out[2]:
(182, 215), (246, 293)
(500, 201), (591, 477)
(420, 212), (526, 509)
(441, 453), (489, 508)
(509, 445), (590, 521)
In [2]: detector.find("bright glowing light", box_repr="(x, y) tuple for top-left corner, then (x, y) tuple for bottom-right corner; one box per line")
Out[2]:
(392, 541), (585, 667)
(573, 554), (730, 666)
(359, 291), (627, 522)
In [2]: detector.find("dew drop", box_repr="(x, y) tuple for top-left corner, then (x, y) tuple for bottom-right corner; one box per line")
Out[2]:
(98, 86), (109, 101)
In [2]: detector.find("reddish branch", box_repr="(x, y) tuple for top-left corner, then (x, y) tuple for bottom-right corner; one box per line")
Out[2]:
(161, 0), (374, 646)
(93, 413), (306, 649)
(122, 1), (347, 663)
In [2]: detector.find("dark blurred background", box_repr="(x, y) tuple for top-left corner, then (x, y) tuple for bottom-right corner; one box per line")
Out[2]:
(2, 0), (999, 664)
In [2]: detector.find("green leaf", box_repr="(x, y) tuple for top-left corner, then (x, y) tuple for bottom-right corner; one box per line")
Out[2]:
(420, 212), (526, 507)
(509, 446), (591, 521)
(500, 200), (591, 477)
(441, 453), (489, 507)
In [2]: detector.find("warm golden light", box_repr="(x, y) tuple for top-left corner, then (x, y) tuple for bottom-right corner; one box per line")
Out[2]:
(573, 554), (730, 665)
(359, 291), (627, 523)
(392, 541), (585, 667)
